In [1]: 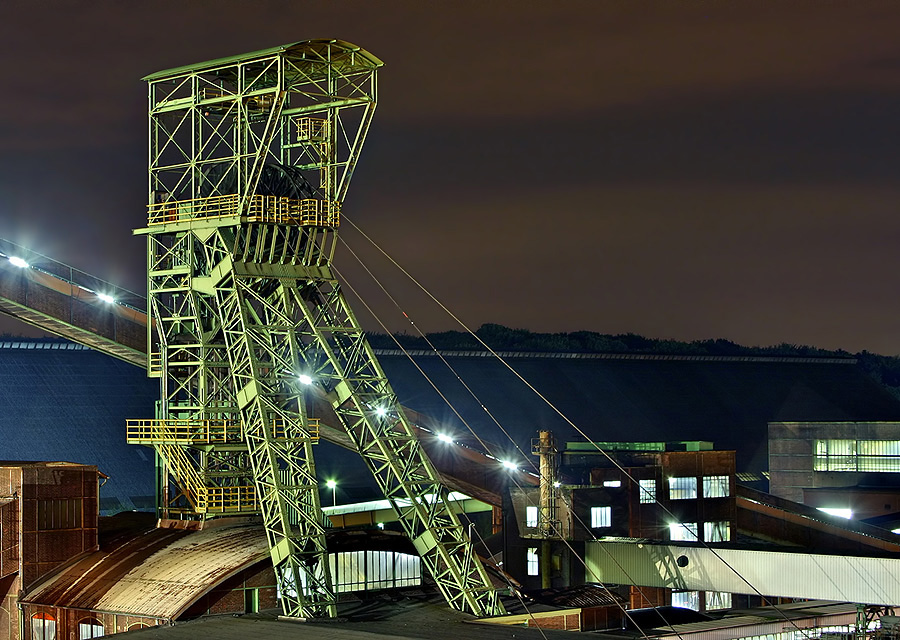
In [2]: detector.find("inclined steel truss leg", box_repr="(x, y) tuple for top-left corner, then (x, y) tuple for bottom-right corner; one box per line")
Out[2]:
(216, 274), (335, 618)
(287, 278), (503, 617)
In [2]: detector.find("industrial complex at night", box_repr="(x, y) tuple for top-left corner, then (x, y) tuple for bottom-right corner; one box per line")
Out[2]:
(1, 36), (900, 640)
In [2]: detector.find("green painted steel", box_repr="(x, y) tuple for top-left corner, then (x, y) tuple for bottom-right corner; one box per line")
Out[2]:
(136, 40), (503, 618)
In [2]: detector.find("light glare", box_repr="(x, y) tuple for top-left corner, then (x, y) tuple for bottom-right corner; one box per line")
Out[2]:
(8, 256), (28, 268)
(502, 460), (517, 471)
(326, 480), (337, 489)
(97, 293), (116, 304)
(298, 374), (313, 385)
(376, 407), (387, 417)
(817, 507), (852, 519)
(437, 433), (453, 444)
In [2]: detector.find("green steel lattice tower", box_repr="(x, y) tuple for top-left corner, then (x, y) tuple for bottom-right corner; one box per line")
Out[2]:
(132, 40), (503, 619)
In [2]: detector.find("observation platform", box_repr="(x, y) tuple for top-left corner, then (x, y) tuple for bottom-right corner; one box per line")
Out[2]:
(140, 194), (340, 229)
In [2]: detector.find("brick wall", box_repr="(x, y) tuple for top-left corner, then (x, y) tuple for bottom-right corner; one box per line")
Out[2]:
(20, 466), (98, 589)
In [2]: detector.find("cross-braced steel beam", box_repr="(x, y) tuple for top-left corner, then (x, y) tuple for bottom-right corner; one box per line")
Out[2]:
(134, 40), (504, 618)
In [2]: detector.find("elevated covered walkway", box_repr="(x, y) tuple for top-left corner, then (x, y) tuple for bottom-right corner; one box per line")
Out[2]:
(0, 238), (146, 366)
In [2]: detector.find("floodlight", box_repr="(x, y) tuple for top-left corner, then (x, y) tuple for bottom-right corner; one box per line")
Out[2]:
(817, 507), (852, 519)
(298, 374), (313, 385)
(97, 293), (116, 304)
(437, 433), (453, 444)
(375, 407), (387, 417)
(8, 256), (28, 268)
(501, 460), (517, 471)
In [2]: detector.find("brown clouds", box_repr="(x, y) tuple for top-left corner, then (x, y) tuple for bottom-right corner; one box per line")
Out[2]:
(2, 0), (900, 352)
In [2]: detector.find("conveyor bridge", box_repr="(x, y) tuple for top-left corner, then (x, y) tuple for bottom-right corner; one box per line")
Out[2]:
(0, 236), (536, 508)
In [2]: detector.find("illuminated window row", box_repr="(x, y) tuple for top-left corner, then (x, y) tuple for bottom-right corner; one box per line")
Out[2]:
(32, 613), (106, 640)
(671, 591), (731, 611)
(814, 439), (900, 472)
(669, 521), (731, 542)
(669, 475), (731, 500)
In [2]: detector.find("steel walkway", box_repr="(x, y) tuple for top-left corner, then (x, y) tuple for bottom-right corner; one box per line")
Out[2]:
(0, 236), (536, 506)
(0, 238), (146, 367)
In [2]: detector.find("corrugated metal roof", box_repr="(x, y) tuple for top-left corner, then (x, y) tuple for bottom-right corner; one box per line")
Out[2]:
(524, 583), (628, 608)
(23, 520), (267, 620)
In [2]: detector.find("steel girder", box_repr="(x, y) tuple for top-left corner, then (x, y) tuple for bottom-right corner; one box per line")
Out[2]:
(136, 40), (503, 618)
(288, 276), (503, 616)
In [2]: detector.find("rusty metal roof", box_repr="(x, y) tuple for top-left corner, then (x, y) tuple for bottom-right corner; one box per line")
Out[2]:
(23, 519), (268, 620)
(523, 584), (628, 609)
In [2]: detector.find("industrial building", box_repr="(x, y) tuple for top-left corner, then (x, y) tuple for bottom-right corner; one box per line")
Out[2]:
(0, 37), (899, 640)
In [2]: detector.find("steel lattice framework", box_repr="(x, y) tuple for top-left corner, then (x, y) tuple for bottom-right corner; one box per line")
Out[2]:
(133, 40), (502, 619)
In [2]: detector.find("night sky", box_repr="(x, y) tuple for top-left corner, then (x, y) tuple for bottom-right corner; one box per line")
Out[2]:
(2, 1), (900, 353)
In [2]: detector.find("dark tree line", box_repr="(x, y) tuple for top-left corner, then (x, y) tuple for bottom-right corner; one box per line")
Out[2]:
(366, 324), (900, 399)
(4, 328), (900, 400)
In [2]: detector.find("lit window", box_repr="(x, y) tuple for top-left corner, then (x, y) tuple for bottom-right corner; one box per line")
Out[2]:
(703, 476), (730, 498)
(669, 522), (698, 541)
(669, 477), (697, 500)
(639, 479), (656, 504)
(603, 480), (621, 488)
(525, 505), (538, 528)
(704, 521), (731, 542)
(527, 547), (539, 576)
(78, 618), (104, 639)
(814, 439), (900, 472)
(32, 613), (56, 640)
(672, 591), (700, 611)
(590, 506), (612, 528)
(705, 591), (731, 610)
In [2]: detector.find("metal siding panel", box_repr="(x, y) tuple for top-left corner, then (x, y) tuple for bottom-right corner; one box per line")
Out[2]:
(587, 542), (900, 605)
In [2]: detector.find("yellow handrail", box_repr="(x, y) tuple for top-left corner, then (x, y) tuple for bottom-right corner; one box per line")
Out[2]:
(147, 194), (340, 227)
(295, 117), (328, 142)
(126, 419), (242, 444)
(127, 417), (320, 444)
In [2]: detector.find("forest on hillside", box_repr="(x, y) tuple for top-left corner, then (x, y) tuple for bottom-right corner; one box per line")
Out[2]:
(4, 325), (900, 399)
(366, 323), (900, 399)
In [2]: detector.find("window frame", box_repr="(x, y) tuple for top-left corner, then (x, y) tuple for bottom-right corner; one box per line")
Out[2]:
(702, 475), (730, 498)
(638, 478), (656, 504)
(526, 547), (539, 576)
(590, 506), (612, 528)
(703, 520), (731, 542)
(639, 479), (656, 504)
(672, 590), (700, 611)
(668, 476), (698, 500)
(31, 612), (57, 640)
(669, 522), (698, 542)
(77, 617), (104, 639)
